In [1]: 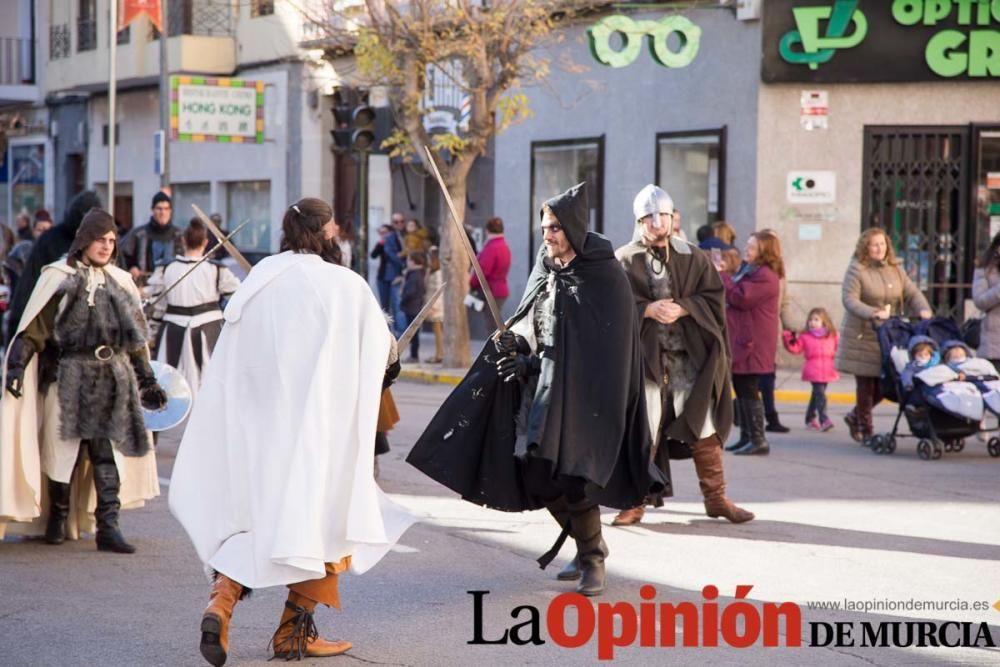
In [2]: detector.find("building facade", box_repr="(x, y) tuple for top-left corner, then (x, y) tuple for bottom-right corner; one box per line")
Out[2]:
(8, 0), (360, 257)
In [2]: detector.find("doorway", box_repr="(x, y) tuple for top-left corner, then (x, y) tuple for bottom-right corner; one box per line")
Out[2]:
(862, 126), (970, 320)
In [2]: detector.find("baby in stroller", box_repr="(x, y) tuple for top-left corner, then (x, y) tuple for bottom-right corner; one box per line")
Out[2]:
(913, 340), (1000, 420)
(875, 318), (989, 459)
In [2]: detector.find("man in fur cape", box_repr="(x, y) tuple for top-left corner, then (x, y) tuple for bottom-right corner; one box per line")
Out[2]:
(408, 183), (666, 598)
(1, 208), (166, 553)
(611, 185), (752, 526)
(169, 198), (415, 666)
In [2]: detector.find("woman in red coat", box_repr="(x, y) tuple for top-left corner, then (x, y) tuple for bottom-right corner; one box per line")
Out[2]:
(721, 230), (784, 455)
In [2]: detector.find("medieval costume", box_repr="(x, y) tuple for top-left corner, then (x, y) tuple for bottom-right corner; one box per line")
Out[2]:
(169, 219), (415, 665)
(408, 183), (666, 597)
(0, 209), (165, 553)
(146, 255), (241, 399)
(611, 185), (752, 526)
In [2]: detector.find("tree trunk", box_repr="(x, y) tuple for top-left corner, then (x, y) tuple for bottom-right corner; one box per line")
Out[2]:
(439, 176), (472, 368)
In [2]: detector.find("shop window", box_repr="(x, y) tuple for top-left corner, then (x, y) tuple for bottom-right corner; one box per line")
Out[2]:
(974, 128), (1000, 258)
(655, 129), (725, 240)
(172, 182), (211, 227)
(529, 137), (603, 260)
(251, 1), (275, 17)
(226, 180), (271, 252)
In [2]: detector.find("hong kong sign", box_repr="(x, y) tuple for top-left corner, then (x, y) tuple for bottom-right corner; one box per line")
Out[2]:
(170, 76), (265, 144)
(763, 0), (1000, 83)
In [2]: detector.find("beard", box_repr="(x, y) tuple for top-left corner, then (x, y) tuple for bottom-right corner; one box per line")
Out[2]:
(643, 228), (670, 246)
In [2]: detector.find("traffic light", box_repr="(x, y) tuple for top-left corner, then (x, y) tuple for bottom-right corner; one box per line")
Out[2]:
(330, 88), (379, 153)
(351, 104), (376, 151)
(330, 89), (354, 152)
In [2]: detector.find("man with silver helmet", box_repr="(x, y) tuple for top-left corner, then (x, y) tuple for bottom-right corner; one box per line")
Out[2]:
(1, 208), (167, 554)
(612, 185), (753, 526)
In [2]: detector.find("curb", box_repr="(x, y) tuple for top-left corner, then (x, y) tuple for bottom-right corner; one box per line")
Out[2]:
(400, 368), (857, 404)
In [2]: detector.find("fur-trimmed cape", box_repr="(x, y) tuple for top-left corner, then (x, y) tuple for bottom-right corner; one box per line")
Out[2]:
(53, 270), (150, 456)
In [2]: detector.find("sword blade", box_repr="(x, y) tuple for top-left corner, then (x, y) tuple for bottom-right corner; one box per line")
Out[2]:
(422, 145), (506, 333)
(146, 220), (251, 307)
(397, 281), (447, 353)
(192, 204), (253, 274)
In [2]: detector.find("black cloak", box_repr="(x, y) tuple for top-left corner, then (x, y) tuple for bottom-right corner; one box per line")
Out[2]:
(617, 238), (734, 448)
(7, 190), (102, 334)
(407, 183), (668, 511)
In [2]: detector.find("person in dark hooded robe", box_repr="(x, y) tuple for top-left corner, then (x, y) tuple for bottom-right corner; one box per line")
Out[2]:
(611, 185), (752, 527)
(408, 183), (666, 597)
(6, 191), (103, 345)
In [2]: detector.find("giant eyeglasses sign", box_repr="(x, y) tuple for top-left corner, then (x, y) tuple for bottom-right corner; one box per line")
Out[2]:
(762, 0), (1000, 83)
(589, 15), (701, 69)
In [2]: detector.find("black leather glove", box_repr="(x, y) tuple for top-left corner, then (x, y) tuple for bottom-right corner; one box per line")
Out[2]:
(383, 359), (401, 390)
(129, 352), (168, 411)
(497, 354), (540, 383)
(494, 331), (530, 356)
(4, 335), (35, 399)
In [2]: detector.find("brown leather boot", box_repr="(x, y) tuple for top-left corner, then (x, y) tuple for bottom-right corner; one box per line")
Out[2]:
(691, 436), (755, 523)
(611, 506), (645, 526)
(200, 574), (245, 666)
(270, 591), (352, 660)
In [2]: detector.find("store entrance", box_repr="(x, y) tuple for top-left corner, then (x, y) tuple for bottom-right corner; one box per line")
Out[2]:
(862, 126), (970, 321)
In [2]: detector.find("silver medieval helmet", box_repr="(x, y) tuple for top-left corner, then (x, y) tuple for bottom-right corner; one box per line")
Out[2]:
(632, 184), (674, 231)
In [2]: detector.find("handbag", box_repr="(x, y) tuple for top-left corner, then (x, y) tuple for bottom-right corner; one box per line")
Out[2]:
(961, 316), (983, 350)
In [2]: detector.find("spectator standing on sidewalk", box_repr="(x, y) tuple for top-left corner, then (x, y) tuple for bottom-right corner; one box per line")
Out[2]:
(836, 228), (931, 444)
(758, 228), (795, 434)
(399, 251), (427, 362)
(469, 217), (511, 339)
(782, 307), (840, 431)
(721, 230), (783, 456)
(972, 232), (1000, 368)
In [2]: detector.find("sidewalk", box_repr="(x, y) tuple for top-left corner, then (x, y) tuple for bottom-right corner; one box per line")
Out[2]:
(400, 333), (858, 404)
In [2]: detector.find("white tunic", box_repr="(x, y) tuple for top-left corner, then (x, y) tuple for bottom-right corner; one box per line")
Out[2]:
(169, 252), (416, 588)
(147, 256), (240, 396)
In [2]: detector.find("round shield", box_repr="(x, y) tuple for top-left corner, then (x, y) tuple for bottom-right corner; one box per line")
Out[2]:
(143, 361), (193, 432)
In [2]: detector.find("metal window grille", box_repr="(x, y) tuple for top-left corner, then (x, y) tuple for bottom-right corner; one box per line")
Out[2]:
(77, 18), (98, 52)
(50, 24), (71, 59)
(863, 127), (971, 321)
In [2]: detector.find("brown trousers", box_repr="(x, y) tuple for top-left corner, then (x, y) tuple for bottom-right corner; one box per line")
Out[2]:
(287, 556), (351, 609)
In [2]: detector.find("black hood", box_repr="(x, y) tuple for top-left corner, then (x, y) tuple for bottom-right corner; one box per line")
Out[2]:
(541, 182), (589, 256)
(62, 190), (103, 235)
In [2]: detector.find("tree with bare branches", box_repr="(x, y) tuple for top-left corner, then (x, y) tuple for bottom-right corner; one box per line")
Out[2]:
(301, 0), (586, 366)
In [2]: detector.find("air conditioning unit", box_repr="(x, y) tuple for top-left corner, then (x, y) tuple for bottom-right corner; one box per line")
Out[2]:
(736, 0), (761, 21)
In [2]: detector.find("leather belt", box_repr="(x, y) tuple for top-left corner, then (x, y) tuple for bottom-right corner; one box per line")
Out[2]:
(166, 303), (219, 316)
(62, 345), (122, 362)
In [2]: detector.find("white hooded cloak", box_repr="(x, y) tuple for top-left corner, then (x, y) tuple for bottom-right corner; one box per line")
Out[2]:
(168, 251), (416, 588)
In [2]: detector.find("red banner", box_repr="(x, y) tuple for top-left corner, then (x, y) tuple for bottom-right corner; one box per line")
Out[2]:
(119, 0), (162, 32)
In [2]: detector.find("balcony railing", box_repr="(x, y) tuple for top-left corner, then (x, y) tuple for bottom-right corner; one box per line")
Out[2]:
(78, 17), (98, 52)
(50, 24), (71, 60)
(0, 37), (34, 85)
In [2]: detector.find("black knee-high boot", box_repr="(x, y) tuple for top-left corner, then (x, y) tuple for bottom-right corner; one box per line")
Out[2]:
(567, 499), (608, 596)
(86, 439), (136, 554)
(45, 477), (72, 545)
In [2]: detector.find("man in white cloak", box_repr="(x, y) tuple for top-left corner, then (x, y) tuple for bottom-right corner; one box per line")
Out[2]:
(0, 208), (165, 553)
(169, 197), (415, 666)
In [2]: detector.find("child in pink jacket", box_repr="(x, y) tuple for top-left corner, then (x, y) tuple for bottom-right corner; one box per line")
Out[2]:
(783, 307), (840, 431)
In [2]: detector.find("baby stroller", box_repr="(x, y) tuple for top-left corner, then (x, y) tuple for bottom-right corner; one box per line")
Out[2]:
(868, 316), (994, 460)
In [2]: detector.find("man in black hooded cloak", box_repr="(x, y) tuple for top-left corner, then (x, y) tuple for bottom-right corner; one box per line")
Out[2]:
(408, 183), (666, 597)
(6, 190), (103, 344)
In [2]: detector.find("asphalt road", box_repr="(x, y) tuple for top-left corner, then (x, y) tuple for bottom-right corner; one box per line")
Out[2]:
(2, 381), (999, 666)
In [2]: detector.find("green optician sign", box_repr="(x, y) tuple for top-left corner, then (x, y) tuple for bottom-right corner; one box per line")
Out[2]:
(589, 15), (701, 69)
(766, 0), (1000, 82)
